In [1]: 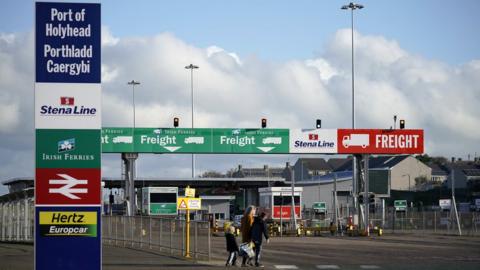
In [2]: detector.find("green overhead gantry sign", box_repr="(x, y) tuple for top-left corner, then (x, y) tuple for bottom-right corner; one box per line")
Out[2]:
(101, 128), (289, 154)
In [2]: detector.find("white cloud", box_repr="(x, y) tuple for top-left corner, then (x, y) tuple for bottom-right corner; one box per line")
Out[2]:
(0, 28), (479, 192)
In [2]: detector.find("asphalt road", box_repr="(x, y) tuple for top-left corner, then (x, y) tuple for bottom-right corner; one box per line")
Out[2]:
(207, 233), (480, 270)
(1, 233), (479, 270)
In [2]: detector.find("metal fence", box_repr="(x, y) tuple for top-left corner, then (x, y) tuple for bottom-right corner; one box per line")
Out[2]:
(102, 215), (211, 260)
(0, 199), (34, 242)
(301, 206), (480, 236)
(0, 199), (212, 259)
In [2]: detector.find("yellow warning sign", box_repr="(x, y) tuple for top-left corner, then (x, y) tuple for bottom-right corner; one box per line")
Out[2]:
(177, 197), (202, 210)
(178, 199), (188, 210)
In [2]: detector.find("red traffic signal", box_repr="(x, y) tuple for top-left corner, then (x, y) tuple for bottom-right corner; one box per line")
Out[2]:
(399, 119), (405, 129)
(261, 118), (267, 128)
(173, 117), (179, 128)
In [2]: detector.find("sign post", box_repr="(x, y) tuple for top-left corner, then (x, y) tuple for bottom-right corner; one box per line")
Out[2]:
(35, 2), (101, 269)
(177, 195), (201, 258)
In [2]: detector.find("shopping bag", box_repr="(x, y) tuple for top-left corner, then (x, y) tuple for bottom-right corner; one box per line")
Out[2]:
(239, 242), (255, 258)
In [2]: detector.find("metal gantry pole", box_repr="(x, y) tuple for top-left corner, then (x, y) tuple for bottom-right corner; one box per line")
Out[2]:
(185, 64), (199, 179)
(364, 155), (369, 234)
(290, 168), (297, 230)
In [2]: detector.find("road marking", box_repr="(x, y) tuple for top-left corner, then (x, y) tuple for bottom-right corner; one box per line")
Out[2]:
(274, 265), (298, 269)
(360, 266), (380, 269)
(316, 265), (340, 269)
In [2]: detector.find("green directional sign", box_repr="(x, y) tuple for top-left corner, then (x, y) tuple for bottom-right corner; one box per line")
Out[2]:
(150, 203), (177, 215)
(101, 128), (289, 154)
(36, 129), (101, 168)
(394, 200), (407, 211)
(213, 128), (289, 154)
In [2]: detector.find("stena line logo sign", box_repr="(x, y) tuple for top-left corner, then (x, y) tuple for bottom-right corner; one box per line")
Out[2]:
(35, 83), (101, 129)
(289, 129), (338, 154)
(40, 96), (97, 116)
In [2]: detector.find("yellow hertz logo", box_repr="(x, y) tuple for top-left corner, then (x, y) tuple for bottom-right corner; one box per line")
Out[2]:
(39, 212), (97, 237)
(39, 212), (96, 224)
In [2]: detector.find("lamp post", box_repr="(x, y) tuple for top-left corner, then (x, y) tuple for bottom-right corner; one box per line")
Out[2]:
(126, 80), (139, 216)
(185, 64), (199, 179)
(341, 2), (363, 223)
(127, 80), (140, 129)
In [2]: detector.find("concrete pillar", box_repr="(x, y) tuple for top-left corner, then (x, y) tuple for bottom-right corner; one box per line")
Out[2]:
(122, 153), (138, 216)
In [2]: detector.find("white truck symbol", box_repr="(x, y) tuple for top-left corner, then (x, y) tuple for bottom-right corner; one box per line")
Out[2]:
(262, 137), (282, 144)
(112, 136), (133, 144)
(342, 134), (369, 148)
(184, 137), (204, 144)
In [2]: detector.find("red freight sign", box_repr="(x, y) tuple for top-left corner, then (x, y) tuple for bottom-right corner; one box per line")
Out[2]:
(36, 168), (101, 205)
(337, 129), (424, 154)
(273, 206), (301, 219)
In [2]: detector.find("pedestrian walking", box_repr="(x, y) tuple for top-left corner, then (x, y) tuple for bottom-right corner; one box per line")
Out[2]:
(240, 205), (255, 266)
(225, 225), (239, 267)
(250, 212), (269, 267)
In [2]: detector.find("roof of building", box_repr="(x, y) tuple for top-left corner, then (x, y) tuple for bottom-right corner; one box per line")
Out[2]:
(463, 169), (480, 177)
(296, 158), (331, 171)
(231, 165), (285, 178)
(334, 155), (412, 171)
(426, 162), (449, 176)
(327, 158), (350, 171)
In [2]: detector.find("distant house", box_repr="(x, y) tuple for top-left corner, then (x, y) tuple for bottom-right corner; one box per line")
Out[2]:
(231, 165), (285, 178)
(334, 155), (432, 191)
(327, 158), (350, 171)
(442, 161), (480, 189)
(293, 158), (332, 181)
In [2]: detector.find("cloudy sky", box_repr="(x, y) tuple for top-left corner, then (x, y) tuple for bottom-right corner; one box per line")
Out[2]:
(1, 0), (479, 195)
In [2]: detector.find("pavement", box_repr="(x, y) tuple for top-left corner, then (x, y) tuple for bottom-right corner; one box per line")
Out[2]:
(1, 233), (480, 270)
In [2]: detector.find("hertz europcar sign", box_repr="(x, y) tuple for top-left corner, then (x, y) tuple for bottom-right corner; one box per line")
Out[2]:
(39, 211), (97, 237)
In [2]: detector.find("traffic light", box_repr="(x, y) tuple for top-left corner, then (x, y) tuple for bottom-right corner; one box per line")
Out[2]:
(358, 194), (364, 204)
(399, 119), (405, 129)
(173, 117), (179, 128)
(316, 119), (321, 129)
(369, 193), (375, 203)
(261, 118), (267, 128)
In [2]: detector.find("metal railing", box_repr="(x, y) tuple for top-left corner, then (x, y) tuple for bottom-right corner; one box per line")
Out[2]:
(102, 215), (211, 260)
(0, 199), (34, 242)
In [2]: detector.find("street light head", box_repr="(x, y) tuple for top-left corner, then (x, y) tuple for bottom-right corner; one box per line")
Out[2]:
(342, 2), (364, 10)
(185, 64), (199, 69)
(127, 80), (140, 86)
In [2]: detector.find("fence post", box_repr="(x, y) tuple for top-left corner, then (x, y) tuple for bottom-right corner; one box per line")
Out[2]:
(115, 216), (118, 246)
(140, 215), (143, 248)
(149, 216), (152, 249)
(24, 198), (28, 241)
(170, 220), (173, 255)
(123, 216), (126, 247)
(16, 200), (20, 241)
(182, 218), (185, 256)
(434, 211), (437, 233)
(131, 216), (134, 247)
(159, 218), (163, 251)
(208, 220), (211, 261)
(194, 221), (198, 259)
